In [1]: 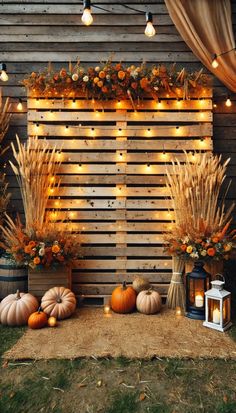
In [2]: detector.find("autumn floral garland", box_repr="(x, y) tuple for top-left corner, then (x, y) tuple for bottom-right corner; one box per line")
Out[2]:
(23, 61), (209, 100)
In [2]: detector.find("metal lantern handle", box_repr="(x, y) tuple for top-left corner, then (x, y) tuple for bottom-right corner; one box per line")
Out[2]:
(215, 273), (225, 283)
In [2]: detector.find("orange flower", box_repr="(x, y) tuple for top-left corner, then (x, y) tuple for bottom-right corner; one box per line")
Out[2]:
(115, 63), (122, 71)
(140, 77), (149, 89)
(118, 71), (126, 80)
(31, 72), (37, 78)
(131, 82), (138, 89)
(52, 244), (60, 254)
(33, 256), (40, 265)
(102, 86), (108, 93)
(207, 247), (216, 257)
(66, 77), (72, 84)
(60, 68), (67, 78)
(29, 241), (36, 248)
(24, 245), (32, 254)
(180, 244), (187, 251)
(196, 239), (202, 244)
(212, 237), (219, 243)
(97, 80), (103, 88)
(99, 71), (106, 79)
(93, 77), (99, 84)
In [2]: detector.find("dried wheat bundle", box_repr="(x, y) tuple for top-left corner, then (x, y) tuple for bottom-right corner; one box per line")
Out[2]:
(9, 135), (61, 236)
(165, 151), (234, 310)
(166, 151), (234, 241)
(0, 90), (11, 148)
(166, 256), (185, 310)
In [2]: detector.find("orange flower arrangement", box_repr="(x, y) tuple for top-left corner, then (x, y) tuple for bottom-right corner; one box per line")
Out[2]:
(22, 61), (208, 101)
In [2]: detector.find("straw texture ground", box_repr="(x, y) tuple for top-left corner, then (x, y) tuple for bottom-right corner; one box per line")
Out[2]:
(4, 308), (236, 360)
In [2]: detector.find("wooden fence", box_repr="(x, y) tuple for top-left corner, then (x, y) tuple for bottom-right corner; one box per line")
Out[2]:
(28, 90), (212, 303)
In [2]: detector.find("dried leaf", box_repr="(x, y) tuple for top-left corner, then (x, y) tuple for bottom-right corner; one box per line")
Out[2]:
(139, 393), (146, 401)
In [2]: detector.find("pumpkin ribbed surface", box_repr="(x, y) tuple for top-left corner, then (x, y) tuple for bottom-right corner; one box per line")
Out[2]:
(0, 291), (38, 326)
(41, 286), (76, 320)
(111, 281), (136, 313)
(136, 290), (162, 315)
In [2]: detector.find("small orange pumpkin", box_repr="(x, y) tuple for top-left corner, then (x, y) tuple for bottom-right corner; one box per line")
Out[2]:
(28, 308), (48, 329)
(111, 281), (136, 313)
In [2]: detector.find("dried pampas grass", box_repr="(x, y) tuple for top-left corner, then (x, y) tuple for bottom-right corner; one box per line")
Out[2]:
(9, 135), (61, 236)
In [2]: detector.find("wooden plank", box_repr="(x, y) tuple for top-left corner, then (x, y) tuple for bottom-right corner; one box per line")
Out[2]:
(50, 222), (173, 232)
(28, 110), (212, 122)
(47, 210), (174, 221)
(29, 123), (213, 137)
(74, 272), (172, 282)
(0, 51), (199, 62)
(28, 98), (212, 110)
(75, 234), (165, 243)
(74, 259), (171, 270)
(52, 187), (169, 197)
(79, 246), (169, 257)
(47, 199), (172, 209)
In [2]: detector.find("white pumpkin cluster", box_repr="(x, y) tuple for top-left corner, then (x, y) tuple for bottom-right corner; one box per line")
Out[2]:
(132, 276), (162, 315)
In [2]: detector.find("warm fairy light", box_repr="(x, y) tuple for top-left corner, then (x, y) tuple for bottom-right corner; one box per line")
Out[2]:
(54, 200), (60, 207)
(78, 163), (82, 170)
(213, 103), (217, 108)
(176, 98), (182, 106)
(200, 111), (205, 118)
(81, 8), (93, 26)
(50, 176), (55, 183)
(69, 211), (75, 218)
(36, 98), (40, 105)
(118, 128), (122, 135)
(95, 110), (100, 117)
(116, 100), (122, 107)
(17, 99), (23, 111)
(164, 262), (168, 267)
(145, 12), (156, 37)
(72, 99), (76, 107)
(225, 96), (232, 107)
(65, 125), (69, 132)
(104, 304), (111, 315)
(35, 123), (39, 129)
(49, 188), (54, 194)
(50, 211), (57, 219)
(175, 126), (181, 134)
(161, 151), (167, 159)
(211, 54), (219, 69)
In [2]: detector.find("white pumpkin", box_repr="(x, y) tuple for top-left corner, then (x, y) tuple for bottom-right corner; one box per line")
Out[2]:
(132, 276), (150, 293)
(0, 290), (38, 326)
(41, 286), (76, 320)
(136, 289), (162, 315)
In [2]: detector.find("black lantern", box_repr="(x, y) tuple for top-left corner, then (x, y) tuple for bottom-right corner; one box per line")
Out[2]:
(186, 261), (211, 320)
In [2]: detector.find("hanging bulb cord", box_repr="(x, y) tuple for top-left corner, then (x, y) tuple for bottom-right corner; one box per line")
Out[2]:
(82, 1), (152, 15)
(214, 47), (235, 58)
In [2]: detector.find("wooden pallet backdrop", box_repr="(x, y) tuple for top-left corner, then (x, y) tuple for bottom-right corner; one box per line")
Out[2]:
(27, 90), (213, 303)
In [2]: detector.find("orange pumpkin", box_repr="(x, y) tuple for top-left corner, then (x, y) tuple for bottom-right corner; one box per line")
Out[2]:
(28, 308), (48, 329)
(111, 281), (136, 313)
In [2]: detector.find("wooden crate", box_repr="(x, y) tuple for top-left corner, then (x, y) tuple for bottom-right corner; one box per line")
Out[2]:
(28, 266), (72, 299)
(27, 92), (213, 303)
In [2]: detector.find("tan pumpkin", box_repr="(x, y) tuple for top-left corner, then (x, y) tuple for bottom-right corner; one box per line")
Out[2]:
(0, 290), (38, 326)
(132, 276), (150, 293)
(41, 286), (76, 320)
(136, 289), (162, 315)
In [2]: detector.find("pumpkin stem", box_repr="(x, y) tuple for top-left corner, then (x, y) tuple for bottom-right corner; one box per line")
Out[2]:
(37, 306), (42, 313)
(56, 298), (62, 303)
(122, 281), (127, 290)
(146, 288), (153, 295)
(16, 289), (21, 300)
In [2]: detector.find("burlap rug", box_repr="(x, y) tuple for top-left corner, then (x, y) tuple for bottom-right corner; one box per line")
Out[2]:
(4, 307), (236, 360)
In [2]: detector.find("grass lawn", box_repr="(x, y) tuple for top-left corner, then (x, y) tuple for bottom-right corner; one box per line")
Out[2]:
(1, 325), (236, 413)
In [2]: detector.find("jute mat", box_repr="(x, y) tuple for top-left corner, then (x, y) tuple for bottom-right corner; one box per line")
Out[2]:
(4, 307), (236, 360)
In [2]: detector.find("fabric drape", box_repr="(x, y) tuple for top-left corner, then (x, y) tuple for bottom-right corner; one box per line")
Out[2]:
(165, 0), (236, 92)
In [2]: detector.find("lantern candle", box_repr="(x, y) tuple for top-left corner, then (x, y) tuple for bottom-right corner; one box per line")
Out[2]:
(104, 304), (111, 315)
(213, 307), (220, 324)
(175, 306), (183, 316)
(195, 293), (204, 308)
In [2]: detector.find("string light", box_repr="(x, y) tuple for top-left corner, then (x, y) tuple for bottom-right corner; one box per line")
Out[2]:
(211, 48), (235, 68)
(225, 96), (232, 107)
(81, 0), (93, 26)
(17, 98), (23, 111)
(145, 12), (156, 38)
(0, 63), (8, 82)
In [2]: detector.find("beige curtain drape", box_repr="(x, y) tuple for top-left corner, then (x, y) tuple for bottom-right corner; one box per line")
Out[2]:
(165, 0), (236, 92)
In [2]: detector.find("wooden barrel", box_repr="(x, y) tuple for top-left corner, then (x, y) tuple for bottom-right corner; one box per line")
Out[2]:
(0, 255), (28, 300)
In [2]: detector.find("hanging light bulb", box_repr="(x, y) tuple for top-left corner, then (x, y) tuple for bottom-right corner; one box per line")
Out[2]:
(211, 54), (219, 69)
(225, 96), (232, 107)
(145, 12), (156, 38)
(0, 63), (9, 82)
(17, 98), (23, 111)
(81, 0), (93, 26)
